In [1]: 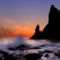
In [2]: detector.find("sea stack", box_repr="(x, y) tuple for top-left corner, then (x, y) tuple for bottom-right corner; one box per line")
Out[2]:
(43, 5), (60, 41)
(30, 24), (42, 39)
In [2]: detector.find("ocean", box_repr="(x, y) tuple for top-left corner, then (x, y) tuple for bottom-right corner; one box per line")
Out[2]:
(0, 36), (60, 60)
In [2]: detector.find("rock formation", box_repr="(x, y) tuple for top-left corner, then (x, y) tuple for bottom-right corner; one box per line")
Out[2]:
(30, 5), (60, 41)
(43, 5), (60, 41)
(24, 53), (42, 60)
(30, 24), (42, 39)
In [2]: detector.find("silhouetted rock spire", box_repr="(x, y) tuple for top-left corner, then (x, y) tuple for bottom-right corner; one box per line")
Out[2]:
(35, 25), (40, 32)
(43, 5), (60, 41)
(49, 5), (60, 24)
(30, 5), (60, 41)
(30, 24), (42, 39)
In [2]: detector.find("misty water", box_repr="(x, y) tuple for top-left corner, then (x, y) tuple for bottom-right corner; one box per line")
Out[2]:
(0, 36), (60, 60)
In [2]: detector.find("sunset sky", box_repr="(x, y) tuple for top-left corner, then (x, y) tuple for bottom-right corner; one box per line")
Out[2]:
(0, 0), (60, 37)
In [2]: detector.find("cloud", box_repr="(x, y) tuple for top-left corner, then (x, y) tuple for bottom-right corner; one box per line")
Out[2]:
(0, 17), (47, 37)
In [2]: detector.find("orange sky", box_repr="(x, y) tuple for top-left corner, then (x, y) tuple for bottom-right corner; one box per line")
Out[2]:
(0, 17), (47, 38)
(11, 23), (46, 37)
(0, 18), (47, 37)
(0, 0), (60, 38)
(0, 19), (47, 37)
(0, 24), (46, 38)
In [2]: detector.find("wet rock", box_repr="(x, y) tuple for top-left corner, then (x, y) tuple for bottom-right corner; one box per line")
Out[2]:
(24, 53), (42, 60)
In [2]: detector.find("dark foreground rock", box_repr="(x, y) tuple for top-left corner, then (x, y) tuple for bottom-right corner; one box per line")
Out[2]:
(0, 49), (60, 60)
(55, 51), (60, 58)
(24, 53), (42, 60)
(0, 50), (10, 60)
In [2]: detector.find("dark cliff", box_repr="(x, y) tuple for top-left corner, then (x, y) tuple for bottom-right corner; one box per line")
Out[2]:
(43, 5), (60, 41)
(30, 5), (60, 41)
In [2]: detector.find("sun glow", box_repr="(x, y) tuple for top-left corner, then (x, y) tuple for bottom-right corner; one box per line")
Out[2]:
(0, 18), (46, 37)
(13, 25), (34, 37)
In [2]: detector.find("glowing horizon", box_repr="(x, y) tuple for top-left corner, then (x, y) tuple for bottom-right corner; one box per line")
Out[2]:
(0, 0), (60, 37)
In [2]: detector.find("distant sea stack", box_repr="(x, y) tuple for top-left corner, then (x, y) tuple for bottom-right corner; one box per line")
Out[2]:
(43, 5), (60, 41)
(30, 25), (42, 39)
(30, 5), (60, 41)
